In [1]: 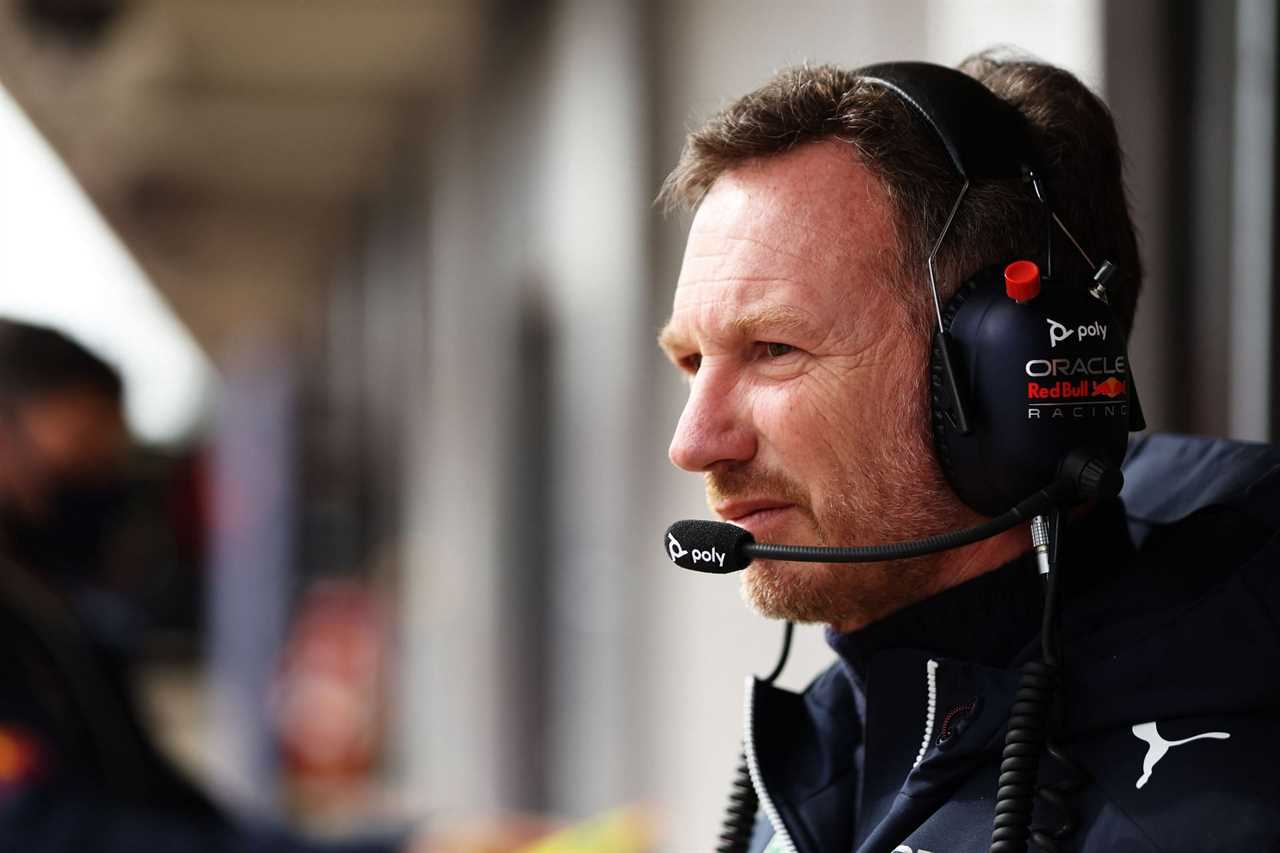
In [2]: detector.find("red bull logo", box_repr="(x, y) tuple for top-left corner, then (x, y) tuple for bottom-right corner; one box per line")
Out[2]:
(1027, 380), (1091, 400)
(1092, 377), (1126, 398)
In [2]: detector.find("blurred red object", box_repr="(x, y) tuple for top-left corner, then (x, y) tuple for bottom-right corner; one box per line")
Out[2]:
(271, 579), (389, 803)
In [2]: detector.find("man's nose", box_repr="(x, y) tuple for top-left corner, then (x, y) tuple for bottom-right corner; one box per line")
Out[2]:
(668, 368), (755, 472)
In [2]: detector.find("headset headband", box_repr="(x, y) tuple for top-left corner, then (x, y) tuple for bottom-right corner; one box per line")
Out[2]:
(855, 61), (1041, 181)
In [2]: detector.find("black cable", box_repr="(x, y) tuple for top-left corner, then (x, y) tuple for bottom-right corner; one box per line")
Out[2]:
(745, 486), (1065, 565)
(1031, 509), (1089, 852)
(990, 506), (1063, 853)
(990, 658), (1058, 853)
(762, 621), (794, 684)
(716, 621), (794, 853)
(717, 752), (759, 853)
(1039, 538), (1061, 668)
(1032, 743), (1090, 851)
(990, 507), (1086, 853)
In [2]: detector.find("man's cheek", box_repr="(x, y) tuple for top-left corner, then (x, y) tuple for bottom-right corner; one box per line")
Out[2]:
(745, 387), (794, 432)
(750, 374), (838, 420)
(778, 380), (862, 440)
(751, 404), (816, 462)
(797, 367), (863, 409)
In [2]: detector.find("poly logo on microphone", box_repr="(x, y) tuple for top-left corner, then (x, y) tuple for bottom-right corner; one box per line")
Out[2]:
(666, 534), (725, 568)
(666, 533), (688, 564)
(692, 547), (726, 568)
(664, 520), (751, 574)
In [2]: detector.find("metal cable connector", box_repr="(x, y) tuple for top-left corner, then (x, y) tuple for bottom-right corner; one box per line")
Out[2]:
(1031, 514), (1052, 577)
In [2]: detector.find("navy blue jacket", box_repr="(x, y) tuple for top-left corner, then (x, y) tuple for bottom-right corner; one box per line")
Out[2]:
(745, 434), (1280, 852)
(0, 554), (401, 852)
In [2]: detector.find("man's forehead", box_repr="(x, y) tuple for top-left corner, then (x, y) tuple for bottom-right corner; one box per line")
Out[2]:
(717, 142), (887, 224)
(665, 142), (898, 335)
(686, 144), (893, 268)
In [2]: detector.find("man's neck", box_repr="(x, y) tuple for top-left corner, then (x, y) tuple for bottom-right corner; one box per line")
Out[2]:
(828, 525), (1032, 634)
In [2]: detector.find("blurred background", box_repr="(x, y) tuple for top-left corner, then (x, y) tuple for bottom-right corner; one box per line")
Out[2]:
(0, 0), (1276, 849)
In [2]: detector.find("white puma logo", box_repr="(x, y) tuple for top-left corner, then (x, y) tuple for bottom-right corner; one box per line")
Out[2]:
(1132, 721), (1230, 789)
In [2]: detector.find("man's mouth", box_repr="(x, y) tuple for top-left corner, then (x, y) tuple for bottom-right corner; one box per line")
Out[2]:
(714, 500), (796, 535)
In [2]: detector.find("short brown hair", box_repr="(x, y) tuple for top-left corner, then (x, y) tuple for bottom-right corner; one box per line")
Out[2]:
(660, 50), (1142, 336)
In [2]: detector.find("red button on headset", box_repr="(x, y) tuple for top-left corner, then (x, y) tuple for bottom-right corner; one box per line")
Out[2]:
(1004, 260), (1041, 302)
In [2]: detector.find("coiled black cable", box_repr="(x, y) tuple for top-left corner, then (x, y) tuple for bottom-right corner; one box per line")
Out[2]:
(717, 622), (794, 853)
(717, 751), (759, 853)
(990, 507), (1086, 853)
(990, 659), (1059, 851)
(1031, 742), (1090, 851)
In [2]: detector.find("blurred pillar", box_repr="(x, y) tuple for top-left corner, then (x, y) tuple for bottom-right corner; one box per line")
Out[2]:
(539, 0), (652, 817)
(1229, 0), (1277, 440)
(1104, 0), (1192, 435)
(394, 0), (654, 820)
(206, 341), (297, 812)
(397, 12), (543, 817)
(1108, 0), (1279, 440)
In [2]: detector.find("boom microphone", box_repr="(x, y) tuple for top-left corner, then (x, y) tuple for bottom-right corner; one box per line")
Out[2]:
(665, 519), (756, 573)
(663, 450), (1122, 573)
(664, 488), (1046, 574)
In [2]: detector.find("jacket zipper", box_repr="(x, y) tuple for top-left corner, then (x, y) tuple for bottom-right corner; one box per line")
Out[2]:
(744, 677), (799, 853)
(912, 659), (939, 769)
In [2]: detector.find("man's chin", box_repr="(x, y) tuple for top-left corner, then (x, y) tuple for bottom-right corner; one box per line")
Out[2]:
(740, 559), (846, 625)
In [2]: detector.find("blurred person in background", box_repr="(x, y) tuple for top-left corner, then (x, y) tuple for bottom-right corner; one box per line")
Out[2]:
(0, 319), (548, 853)
(659, 52), (1279, 851)
(0, 320), (129, 584)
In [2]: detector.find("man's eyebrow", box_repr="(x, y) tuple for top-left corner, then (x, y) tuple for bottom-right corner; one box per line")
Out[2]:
(657, 304), (819, 358)
(728, 304), (819, 339)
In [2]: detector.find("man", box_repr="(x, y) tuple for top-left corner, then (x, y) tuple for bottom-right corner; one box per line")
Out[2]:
(0, 320), (552, 852)
(658, 53), (1280, 851)
(0, 319), (402, 851)
(0, 320), (130, 580)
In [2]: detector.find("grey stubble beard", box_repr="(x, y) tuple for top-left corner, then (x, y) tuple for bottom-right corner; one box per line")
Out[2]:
(736, 366), (961, 629)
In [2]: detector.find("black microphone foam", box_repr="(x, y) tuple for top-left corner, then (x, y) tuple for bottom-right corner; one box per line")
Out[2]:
(664, 520), (755, 574)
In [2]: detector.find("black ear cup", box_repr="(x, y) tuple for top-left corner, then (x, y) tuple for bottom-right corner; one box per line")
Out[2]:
(930, 266), (1133, 516)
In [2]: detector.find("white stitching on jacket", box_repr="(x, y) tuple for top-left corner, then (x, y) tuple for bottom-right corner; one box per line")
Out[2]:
(744, 677), (798, 853)
(913, 659), (939, 769)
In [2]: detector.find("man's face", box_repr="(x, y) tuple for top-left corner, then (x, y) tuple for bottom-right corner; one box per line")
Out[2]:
(1, 387), (128, 521)
(660, 142), (957, 629)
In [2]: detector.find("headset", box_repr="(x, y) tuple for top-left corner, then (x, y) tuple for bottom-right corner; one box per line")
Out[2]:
(669, 62), (1147, 853)
(855, 61), (1145, 514)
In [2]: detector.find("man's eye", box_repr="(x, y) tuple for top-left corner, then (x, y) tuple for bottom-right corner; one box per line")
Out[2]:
(765, 342), (795, 358)
(680, 353), (702, 374)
